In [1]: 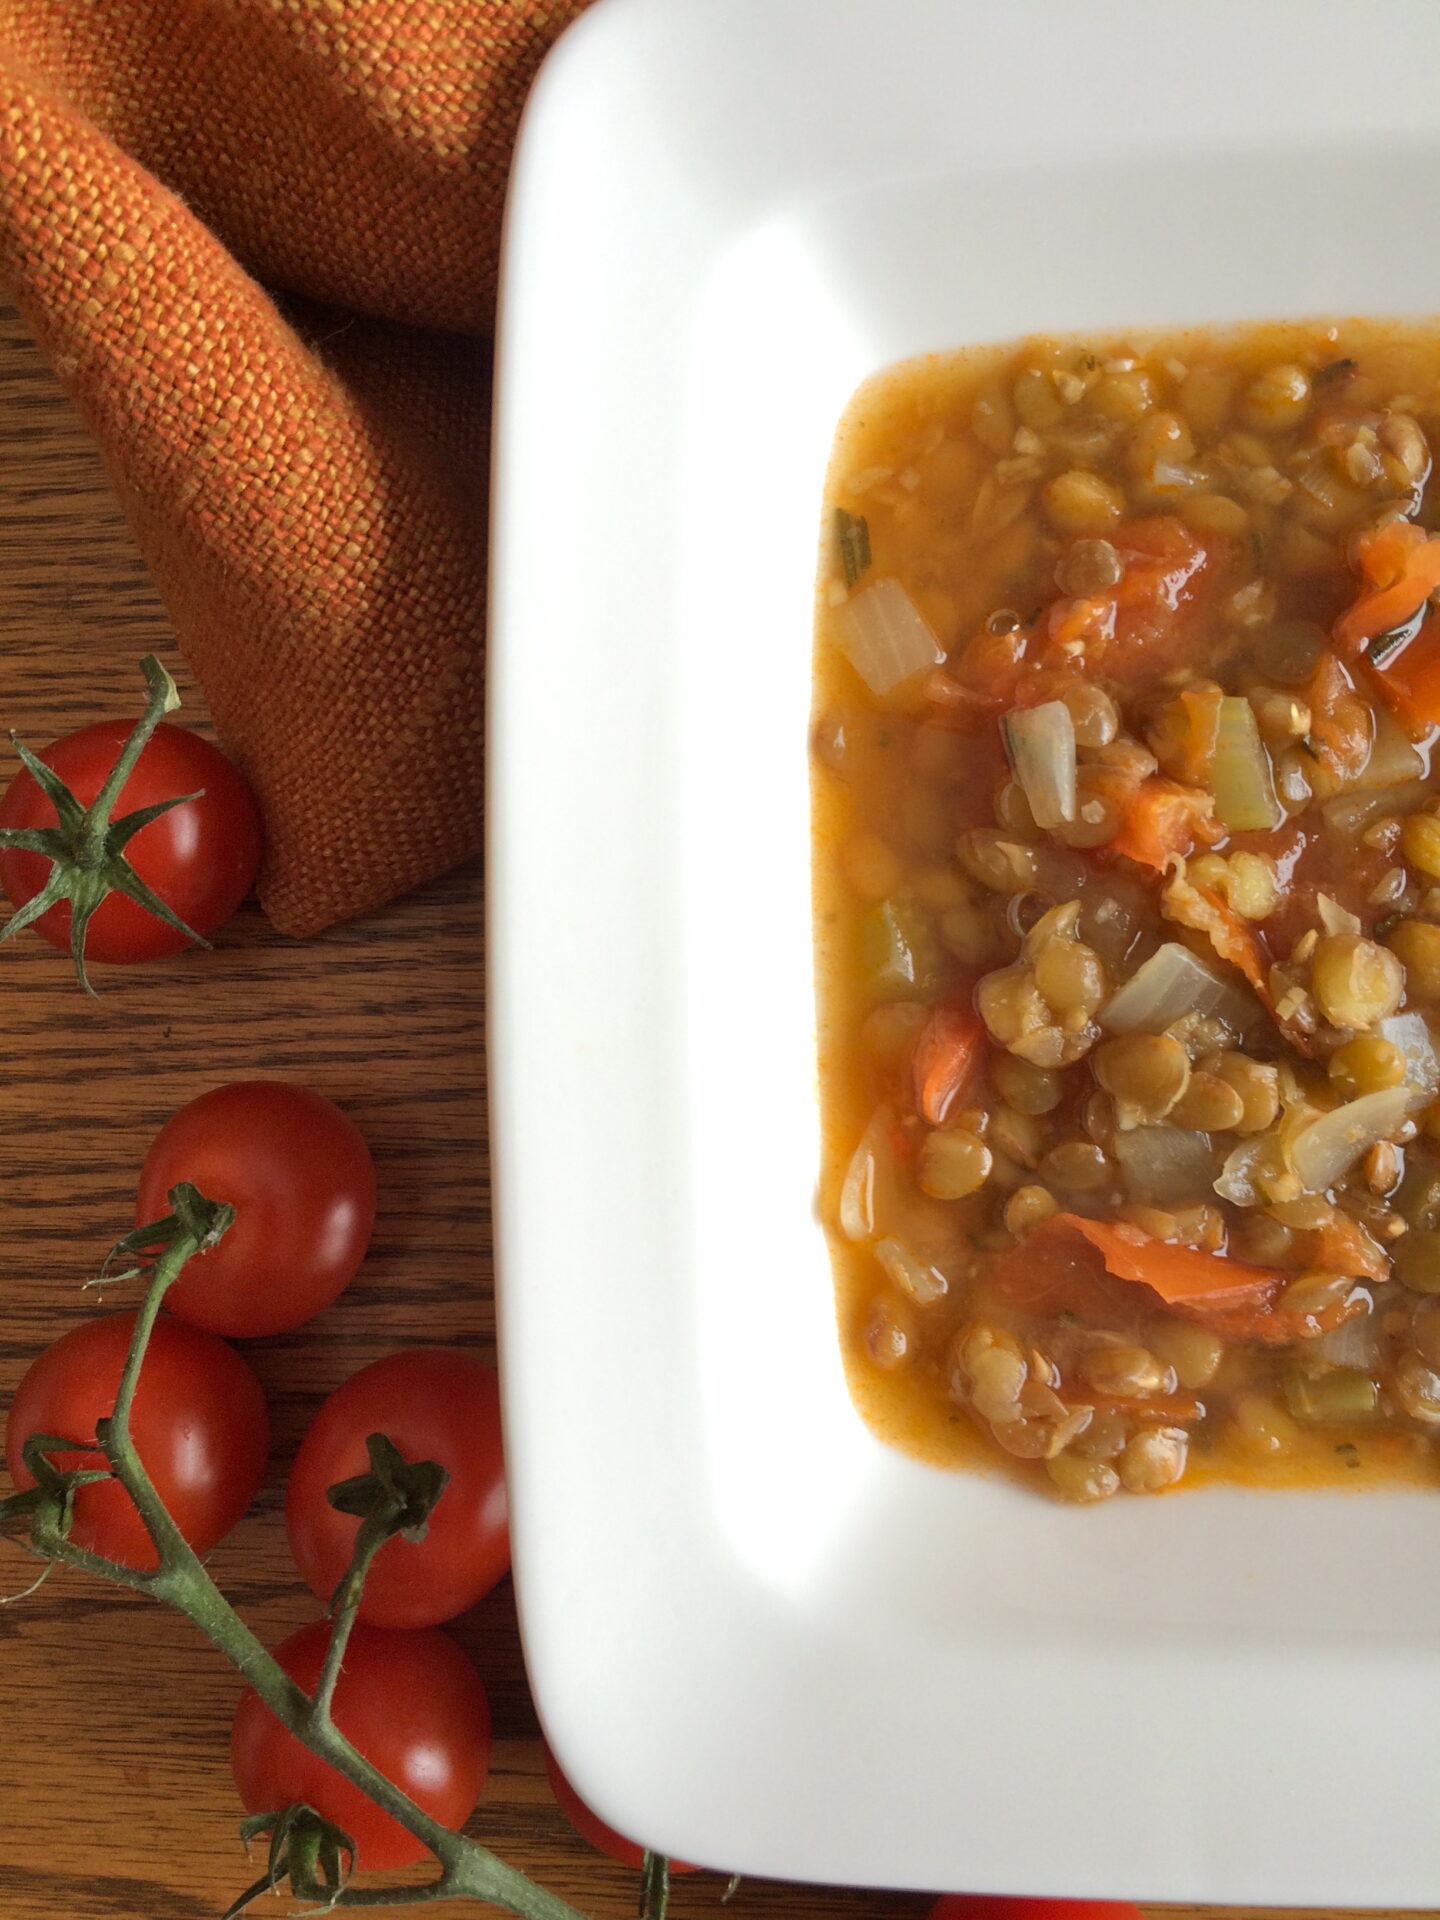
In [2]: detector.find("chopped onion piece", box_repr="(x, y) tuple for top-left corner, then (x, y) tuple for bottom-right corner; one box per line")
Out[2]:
(1287, 1087), (1412, 1194)
(1002, 701), (1077, 828)
(1113, 1127), (1218, 1207)
(1375, 1011), (1440, 1109)
(839, 1104), (898, 1242)
(837, 578), (943, 695)
(874, 1236), (948, 1305)
(1316, 892), (1362, 938)
(1322, 779), (1431, 837)
(1363, 704), (1426, 786)
(1210, 696), (1282, 832)
(1215, 1137), (1270, 1206)
(840, 1112), (878, 1241)
(1101, 940), (1266, 1042)
(1315, 1309), (1380, 1370)
(1148, 459), (1197, 494)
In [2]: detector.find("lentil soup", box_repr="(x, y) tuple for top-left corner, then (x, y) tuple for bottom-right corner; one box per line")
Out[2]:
(813, 321), (1440, 1502)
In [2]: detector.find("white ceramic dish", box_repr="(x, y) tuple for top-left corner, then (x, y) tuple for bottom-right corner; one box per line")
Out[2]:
(490, 0), (1440, 1900)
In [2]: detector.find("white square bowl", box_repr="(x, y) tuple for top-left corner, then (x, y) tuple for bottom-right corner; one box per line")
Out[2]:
(489, 0), (1440, 1900)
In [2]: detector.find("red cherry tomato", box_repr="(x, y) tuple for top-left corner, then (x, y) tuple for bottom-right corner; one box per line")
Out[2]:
(230, 1621), (491, 1871)
(137, 1082), (376, 1338)
(4, 1311), (269, 1570)
(930, 1897), (1145, 1920)
(0, 718), (261, 963)
(543, 1744), (697, 1873)
(286, 1350), (508, 1628)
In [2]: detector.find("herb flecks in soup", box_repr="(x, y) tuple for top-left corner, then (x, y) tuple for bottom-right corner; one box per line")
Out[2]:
(813, 323), (1440, 1502)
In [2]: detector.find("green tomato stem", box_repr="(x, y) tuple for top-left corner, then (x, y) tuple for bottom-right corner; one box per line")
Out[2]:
(79, 655), (180, 860)
(308, 1511), (392, 1729)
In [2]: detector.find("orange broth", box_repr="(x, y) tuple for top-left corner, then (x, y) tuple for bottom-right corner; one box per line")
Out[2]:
(813, 321), (1440, 1501)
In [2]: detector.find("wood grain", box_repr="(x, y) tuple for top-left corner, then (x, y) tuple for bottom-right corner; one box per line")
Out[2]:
(0, 303), (1421, 1920)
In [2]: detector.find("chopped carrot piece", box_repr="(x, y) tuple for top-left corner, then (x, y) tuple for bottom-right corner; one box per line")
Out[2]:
(1111, 777), (1221, 869)
(912, 1005), (986, 1126)
(1081, 1391), (1206, 1425)
(993, 1211), (1278, 1316)
(994, 1213), (1361, 1346)
(1042, 1214), (1280, 1307)
(1333, 520), (1440, 655)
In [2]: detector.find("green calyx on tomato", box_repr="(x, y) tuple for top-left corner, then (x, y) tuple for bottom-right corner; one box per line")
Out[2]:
(1, 1425), (113, 1559)
(229, 1804), (359, 1918)
(323, 1432), (452, 1615)
(0, 655), (258, 994)
(104, 1179), (238, 1291)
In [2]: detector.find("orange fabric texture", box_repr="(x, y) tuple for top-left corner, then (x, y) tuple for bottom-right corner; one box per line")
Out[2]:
(0, 0), (589, 935)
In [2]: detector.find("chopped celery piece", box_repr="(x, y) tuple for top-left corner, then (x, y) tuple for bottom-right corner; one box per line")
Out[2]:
(1210, 696), (1282, 832)
(1281, 1365), (1379, 1425)
(838, 579), (942, 695)
(859, 896), (942, 998)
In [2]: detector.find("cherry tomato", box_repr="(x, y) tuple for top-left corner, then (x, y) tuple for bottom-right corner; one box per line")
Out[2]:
(137, 1082), (376, 1338)
(543, 1745), (698, 1872)
(0, 718), (261, 963)
(230, 1620), (491, 1871)
(930, 1897), (1145, 1920)
(285, 1349), (507, 1627)
(4, 1310), (269, 1570)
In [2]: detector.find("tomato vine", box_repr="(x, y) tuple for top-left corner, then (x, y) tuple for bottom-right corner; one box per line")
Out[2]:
(0, 1186), (597, 1919)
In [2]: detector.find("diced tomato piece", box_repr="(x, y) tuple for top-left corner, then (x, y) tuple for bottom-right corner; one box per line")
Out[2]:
(1105, 517), (1228, 679)
(1161, 867), (1271, 995)
(1111, 778), (1221, 870)
(1334, 521), (1440, 656)
(1369, 610), (1440, 730)
(1306, 651), (1373, 781)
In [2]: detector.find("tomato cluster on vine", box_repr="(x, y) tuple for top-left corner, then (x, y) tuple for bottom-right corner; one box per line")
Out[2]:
(0, 1074), (669, 1873)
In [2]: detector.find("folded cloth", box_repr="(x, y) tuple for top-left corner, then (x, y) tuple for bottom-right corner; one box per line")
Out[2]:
(0, 0), (589, 936)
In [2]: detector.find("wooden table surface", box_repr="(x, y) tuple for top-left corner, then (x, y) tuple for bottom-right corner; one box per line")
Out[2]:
(0, 302), (1410, 1920)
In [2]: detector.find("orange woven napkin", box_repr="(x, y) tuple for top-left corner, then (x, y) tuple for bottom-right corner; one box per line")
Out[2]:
(0, 0), (589, 936)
